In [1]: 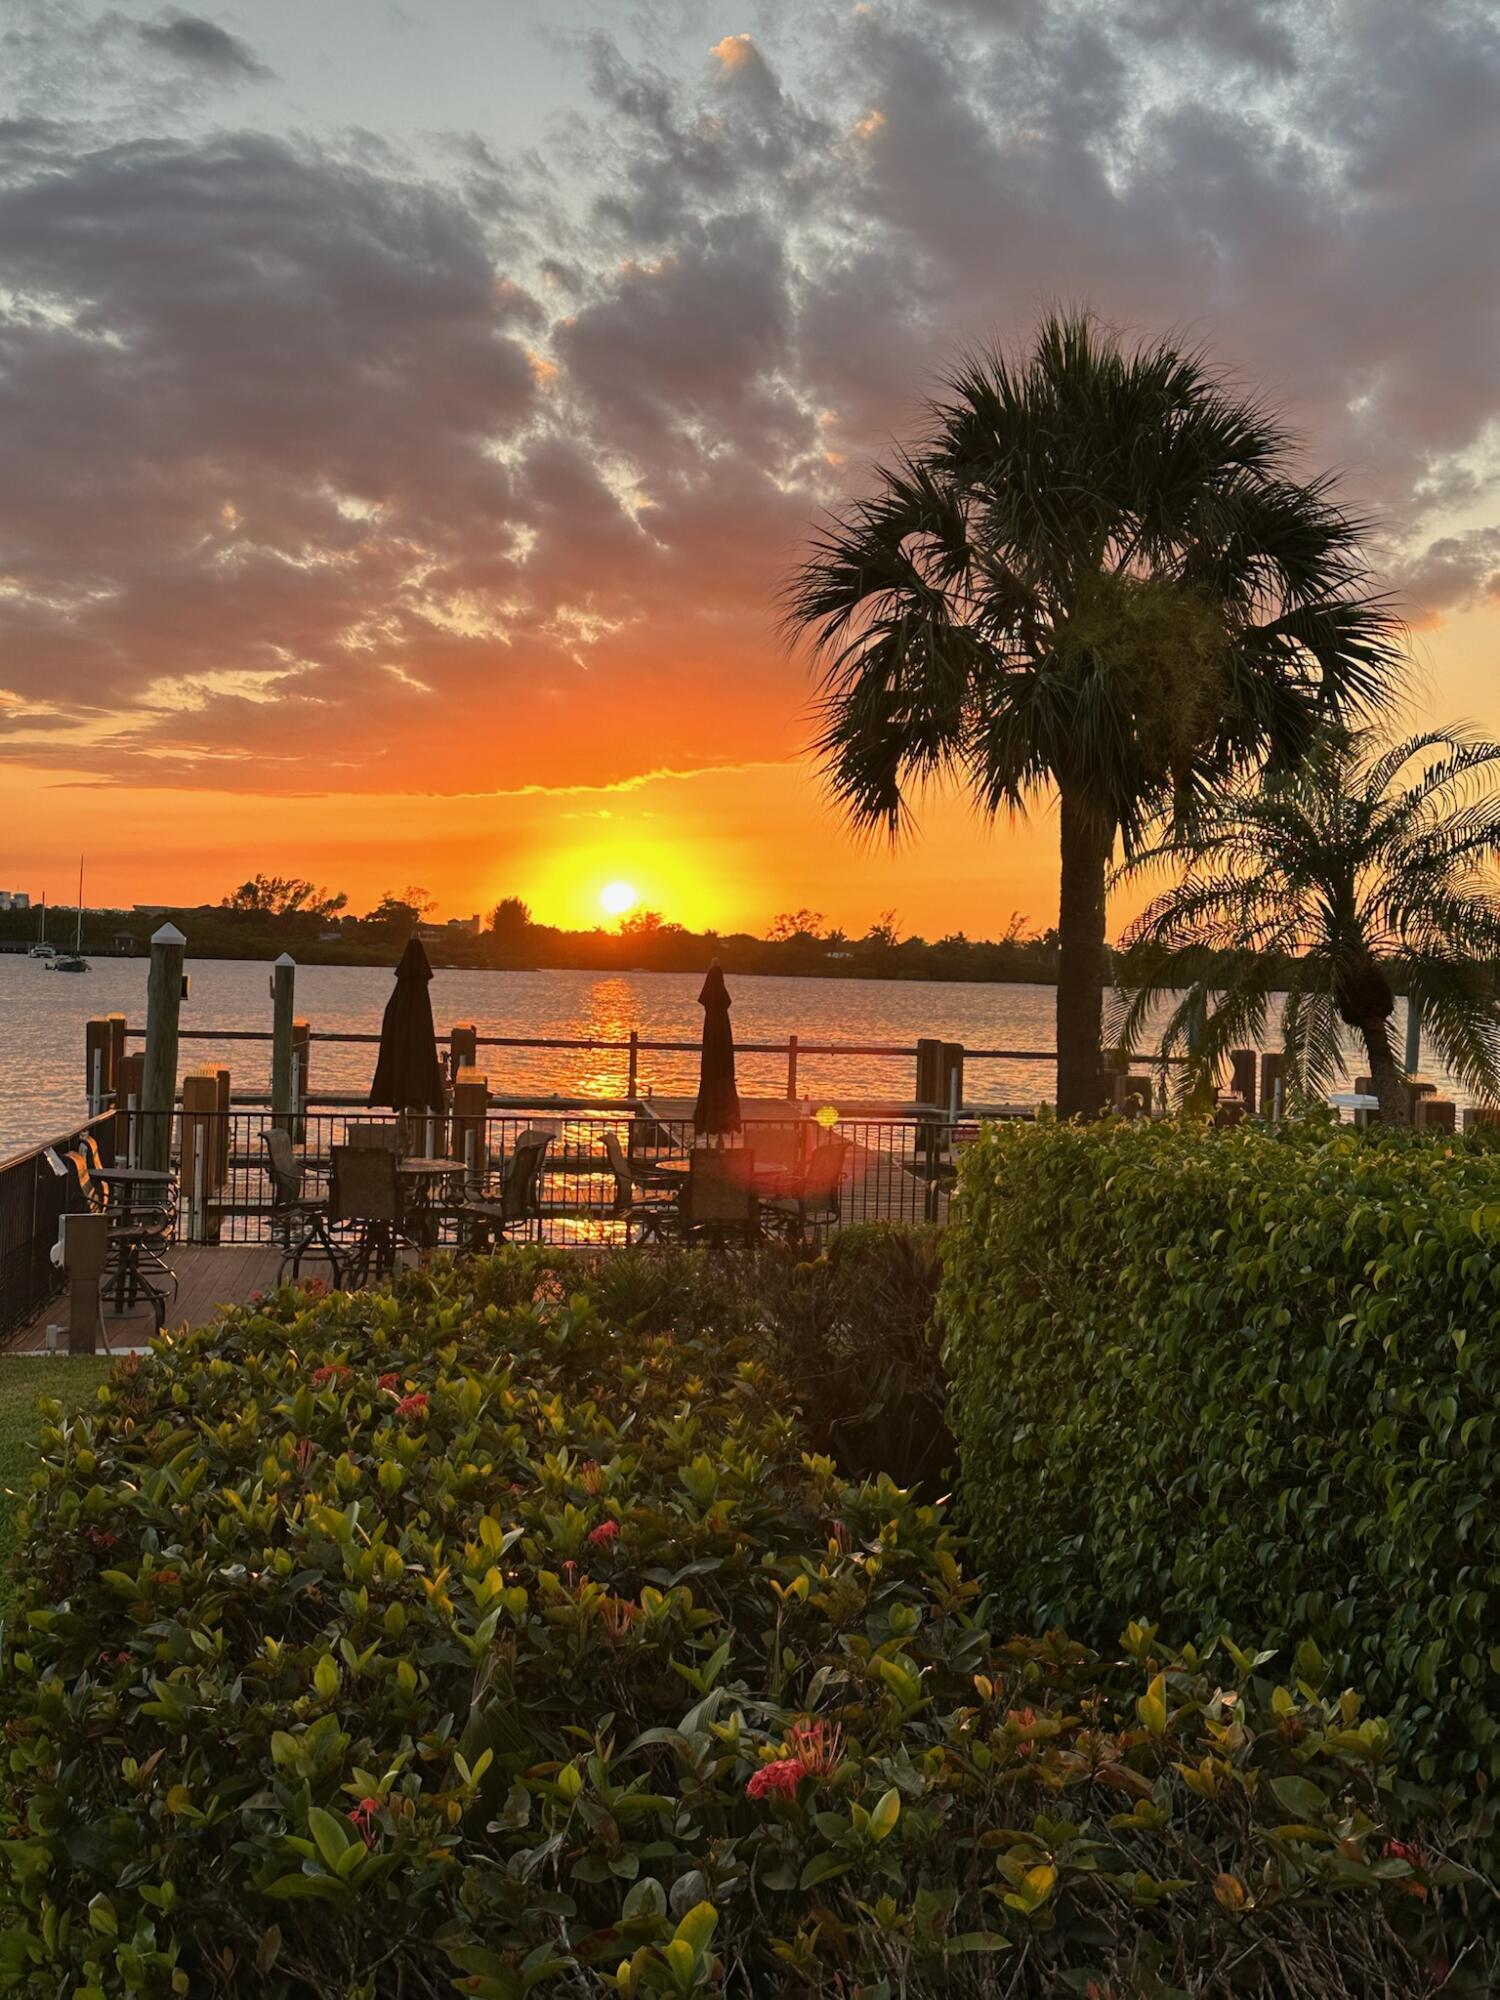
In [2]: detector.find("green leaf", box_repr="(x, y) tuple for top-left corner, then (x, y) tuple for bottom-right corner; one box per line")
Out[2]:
(671, 1901), (718, 1956)
(868, 1787), (901, 1842)
(306, 1806), (353, 1870)
(799, 1854), (852, 1890)
(1270, 1775), (1329, 1820)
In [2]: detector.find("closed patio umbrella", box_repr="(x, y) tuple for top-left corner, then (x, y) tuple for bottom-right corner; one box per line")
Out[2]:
(369, 936), (447, 1113)
(693, 961), (741, 1141)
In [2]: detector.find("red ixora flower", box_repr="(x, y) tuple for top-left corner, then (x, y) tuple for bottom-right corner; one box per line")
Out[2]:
(746, 1758), (803, 1802)
(1005, 1707), (1039, 1756)
(789, 1719), (843, 1778)
(301, 1276), (330, 1299)
(346, 1796), (382, 1849)
(586, 1520), (620, 1549)
(1384, 1838), (1426, 1870)
(394, 1392), (429, 1420)
(309, 1363), (348, 1389)
(152, 1569), (181, 1586)
(378, 1372), (400, 1392)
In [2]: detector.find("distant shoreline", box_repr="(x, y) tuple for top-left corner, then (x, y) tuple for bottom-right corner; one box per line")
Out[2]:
(0, 942), (1062, 988)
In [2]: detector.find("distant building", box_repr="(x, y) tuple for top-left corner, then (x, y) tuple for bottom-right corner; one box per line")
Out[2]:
(0, 890), (31, 912)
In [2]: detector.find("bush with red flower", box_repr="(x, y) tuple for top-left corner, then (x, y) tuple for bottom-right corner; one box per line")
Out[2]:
(0, 1248), (1487, 1999)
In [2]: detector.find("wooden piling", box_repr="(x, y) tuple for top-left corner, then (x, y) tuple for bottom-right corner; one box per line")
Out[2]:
(270, 954), (296, 1131)
(139, 924), (186, 1175)
(452, 1069), (490, 1184)
(291, 1020), (310, 1139)
(181, 1070), (223, 1242)
(786, 1034), (799, 1101)
(448, 1023), (478, 1078)
(85, 1019), (111, 1112)
(1417, 1096), (1455, 1133)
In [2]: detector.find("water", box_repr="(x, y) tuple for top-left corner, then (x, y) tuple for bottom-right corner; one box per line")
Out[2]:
(0, 953), (1441, 1160)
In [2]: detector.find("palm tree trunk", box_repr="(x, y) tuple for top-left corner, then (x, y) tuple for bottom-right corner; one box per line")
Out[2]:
(1359, 1018), (1408, 1126)
(1056, 788), (1113, 1120)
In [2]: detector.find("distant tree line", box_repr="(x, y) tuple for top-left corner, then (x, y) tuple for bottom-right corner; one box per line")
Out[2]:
(0, 879), (1074, 982)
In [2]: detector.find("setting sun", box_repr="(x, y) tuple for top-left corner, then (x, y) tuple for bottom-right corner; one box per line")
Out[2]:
(599, 880), (639, 918)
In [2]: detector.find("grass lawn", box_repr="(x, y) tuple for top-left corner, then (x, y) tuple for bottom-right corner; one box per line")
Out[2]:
(0, 1356), (113, 1578)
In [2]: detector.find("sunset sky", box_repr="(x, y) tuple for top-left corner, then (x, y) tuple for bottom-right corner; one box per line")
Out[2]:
(2, 0), (1499, 937)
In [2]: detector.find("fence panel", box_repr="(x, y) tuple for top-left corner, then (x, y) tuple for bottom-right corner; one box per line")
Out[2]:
(0, 1113), (117, 1339)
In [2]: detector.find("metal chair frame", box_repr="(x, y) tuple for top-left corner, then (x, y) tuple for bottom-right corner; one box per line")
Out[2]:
(260, 1129), (343, 1287)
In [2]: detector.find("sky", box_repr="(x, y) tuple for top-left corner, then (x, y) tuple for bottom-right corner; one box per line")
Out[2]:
(1, 0), (1498, 937)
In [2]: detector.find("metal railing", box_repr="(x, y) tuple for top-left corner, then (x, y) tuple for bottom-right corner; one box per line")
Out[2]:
(0, 1112), (116, 1338)
(120, 1022), (1104, 1106)
(121, 1106), (964, 1252)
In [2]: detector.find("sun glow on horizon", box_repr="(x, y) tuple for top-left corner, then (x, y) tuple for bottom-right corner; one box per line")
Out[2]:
(599, 879), (639, 918)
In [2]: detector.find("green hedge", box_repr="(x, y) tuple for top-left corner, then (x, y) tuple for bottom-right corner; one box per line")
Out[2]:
(0, 1252), (1476, 1996)
(942, 1117), (1500, 1806)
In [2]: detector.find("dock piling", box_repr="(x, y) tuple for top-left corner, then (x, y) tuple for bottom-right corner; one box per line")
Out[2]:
(270, 954), (296, 1131)
(139, 924), (186, 1175)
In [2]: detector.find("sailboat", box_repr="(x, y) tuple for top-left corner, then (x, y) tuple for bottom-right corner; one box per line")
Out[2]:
(48, 860), (89, 972)
(28, 893), (55, 960)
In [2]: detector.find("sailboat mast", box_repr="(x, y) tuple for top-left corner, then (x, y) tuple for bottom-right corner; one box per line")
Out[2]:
(75, 857), (83, 952)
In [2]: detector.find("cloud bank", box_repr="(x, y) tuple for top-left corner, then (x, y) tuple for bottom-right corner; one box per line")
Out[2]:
(1, 0), (1498, 803)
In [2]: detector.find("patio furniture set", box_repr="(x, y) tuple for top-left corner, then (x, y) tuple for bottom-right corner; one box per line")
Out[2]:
(264, 1119), (850, 1286)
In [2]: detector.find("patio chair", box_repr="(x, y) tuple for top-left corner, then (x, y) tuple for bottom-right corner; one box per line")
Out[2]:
(260, 1128), (343, 1286)
(751, 1121), (804, 1173)
(59, 1149), (178, 1329)
(329, 1143), (409, 1286)
(682, 1147), (758, 1245)
(601, 1130), (679, 1243)
(453, 1130), (552, 1250)
(762, 1138), (848, 1246)
(345, 1120), (402, 1151)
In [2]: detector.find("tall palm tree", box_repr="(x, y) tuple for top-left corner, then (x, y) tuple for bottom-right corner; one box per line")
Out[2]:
(1114, 729), (1500, 1123)
(784, 313), (1403, 1117)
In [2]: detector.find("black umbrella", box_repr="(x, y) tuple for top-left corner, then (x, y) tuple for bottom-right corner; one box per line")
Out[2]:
(693, 961), (742, 1140)
(369, 936), (447, 1113)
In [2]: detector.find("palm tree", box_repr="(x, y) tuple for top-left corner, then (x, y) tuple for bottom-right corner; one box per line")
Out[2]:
(784, 313), (1403, 1117)
(1114, 729), (1500, 1123)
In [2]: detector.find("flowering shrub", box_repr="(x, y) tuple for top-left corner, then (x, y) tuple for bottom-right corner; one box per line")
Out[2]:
(0, 1253), (1485, 1996)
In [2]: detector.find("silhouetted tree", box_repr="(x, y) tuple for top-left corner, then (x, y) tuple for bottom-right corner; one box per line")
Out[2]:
(787, 311), (1403, 1117)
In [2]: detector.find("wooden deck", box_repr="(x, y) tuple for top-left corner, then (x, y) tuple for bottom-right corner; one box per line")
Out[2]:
(5, 1245), (286, 1353)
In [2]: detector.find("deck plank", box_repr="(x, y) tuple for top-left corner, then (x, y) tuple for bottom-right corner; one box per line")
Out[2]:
(4, 1244), (284, 1354)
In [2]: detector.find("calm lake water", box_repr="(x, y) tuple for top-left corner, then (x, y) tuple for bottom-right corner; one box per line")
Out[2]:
(0, 954), (1437, 1159)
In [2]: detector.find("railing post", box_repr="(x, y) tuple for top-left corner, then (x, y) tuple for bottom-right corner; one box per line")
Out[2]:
(85, 1018), (111, 1114)
(270, 953), (296, 1131)
(181, 1070), (219, 1244)
(1259, 1052), (1285, 1120)
(1229, 1048), (1257, 1110)
(213, 1066), (232, 1191)
(627, 1029), (639, 1099)
(139, 923), (186, 1176)
(786, 1034), (799, 1101)
(452, 1069), (490, 1188)
(116, 1050), (144, 1163)
(291, 1019), (310, 1140)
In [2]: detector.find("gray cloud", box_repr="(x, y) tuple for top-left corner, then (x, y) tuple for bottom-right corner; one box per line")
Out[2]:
(135, 10), (271, 79)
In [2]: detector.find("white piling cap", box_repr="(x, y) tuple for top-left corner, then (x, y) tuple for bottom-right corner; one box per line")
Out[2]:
(151, 922), (187, 945)
(274, 951), (297, 967)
